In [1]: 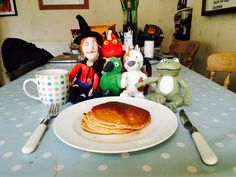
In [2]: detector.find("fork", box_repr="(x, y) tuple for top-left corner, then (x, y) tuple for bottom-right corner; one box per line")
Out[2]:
(22, 103), (60, 154)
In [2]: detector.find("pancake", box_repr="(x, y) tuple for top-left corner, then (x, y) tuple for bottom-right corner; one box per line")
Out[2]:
(81, 101), (151, 135)
(81, 118), (134, 134)
(81, 112), (134, 134)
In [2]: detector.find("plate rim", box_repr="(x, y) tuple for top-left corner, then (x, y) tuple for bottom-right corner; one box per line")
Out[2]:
(53, 96), (178, 153)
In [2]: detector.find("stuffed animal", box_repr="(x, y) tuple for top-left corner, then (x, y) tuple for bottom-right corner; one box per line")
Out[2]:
(101, 30), (123, 59)
(136, 58), (191, 112)
(120, 45), (147, 98)
(100, 57), (123, 96)
(68, 15), (103, 103)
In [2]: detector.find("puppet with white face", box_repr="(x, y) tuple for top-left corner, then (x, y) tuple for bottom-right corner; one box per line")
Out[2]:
(68, 15), (103, 103)
(120, 45), (147, 98)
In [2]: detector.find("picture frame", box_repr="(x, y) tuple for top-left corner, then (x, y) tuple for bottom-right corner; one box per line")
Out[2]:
(38, 0), (89, 10)
(0, 0), (17, 17)
(202, 0), (236, 16)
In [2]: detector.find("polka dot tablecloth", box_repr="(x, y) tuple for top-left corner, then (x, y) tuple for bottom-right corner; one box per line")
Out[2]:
(0, 63), (236, 177)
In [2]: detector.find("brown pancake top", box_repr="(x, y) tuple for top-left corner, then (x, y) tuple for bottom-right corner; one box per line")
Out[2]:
(91, 101), (151, 129)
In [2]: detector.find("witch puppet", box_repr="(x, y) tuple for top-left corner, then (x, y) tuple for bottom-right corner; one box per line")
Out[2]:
(68, 15), (104, 103)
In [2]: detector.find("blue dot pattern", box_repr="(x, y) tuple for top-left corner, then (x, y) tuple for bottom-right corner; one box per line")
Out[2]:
(35, 73), (69, 105)
(0, 64), (236, 177)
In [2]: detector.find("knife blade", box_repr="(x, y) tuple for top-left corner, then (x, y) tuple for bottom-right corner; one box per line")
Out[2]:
(179, 109), (218, 165)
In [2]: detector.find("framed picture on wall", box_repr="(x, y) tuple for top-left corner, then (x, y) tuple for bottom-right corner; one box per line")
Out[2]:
(0, 0), (17, 17)
(38, 0), (89, 10)
(202, 0), (236, 16)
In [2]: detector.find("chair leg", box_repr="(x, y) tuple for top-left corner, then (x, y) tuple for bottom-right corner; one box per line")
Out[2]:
(187, 56), (193, 69)
(209, 71), (215, 81)
(223, 72), (231, 89)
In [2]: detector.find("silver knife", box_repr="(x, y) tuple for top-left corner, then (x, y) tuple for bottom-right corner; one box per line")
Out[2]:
(179, 109), (218, 165)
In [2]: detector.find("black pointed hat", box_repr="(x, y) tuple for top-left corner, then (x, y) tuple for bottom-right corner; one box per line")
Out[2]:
(74, 15), (103, 46)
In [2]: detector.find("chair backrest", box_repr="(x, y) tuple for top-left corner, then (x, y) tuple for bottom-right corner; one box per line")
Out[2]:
(169, 40), (200, 69)
(206, 52), (236, 90)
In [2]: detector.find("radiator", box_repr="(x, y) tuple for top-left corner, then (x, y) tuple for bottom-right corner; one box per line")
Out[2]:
(34, 42), (70, 56)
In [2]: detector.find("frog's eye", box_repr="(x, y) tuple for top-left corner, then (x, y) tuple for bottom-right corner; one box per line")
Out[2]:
(173, 58), (179, 62)
(114, 61), (119, 67)
(160, 59), (165, 63)
(103, 40), (109, 45)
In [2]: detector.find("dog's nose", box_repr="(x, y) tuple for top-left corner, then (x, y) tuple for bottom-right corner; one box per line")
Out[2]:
(127, 61), (136, 67)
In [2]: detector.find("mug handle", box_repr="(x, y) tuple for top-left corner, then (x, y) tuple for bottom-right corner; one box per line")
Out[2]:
(23, 79), (40, 101)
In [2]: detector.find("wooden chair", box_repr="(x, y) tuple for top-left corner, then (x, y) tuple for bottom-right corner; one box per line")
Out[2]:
(206, 52), (236, 90)
(168, 40), (200, 69)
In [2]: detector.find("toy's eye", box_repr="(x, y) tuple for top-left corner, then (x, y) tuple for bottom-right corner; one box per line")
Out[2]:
(112, 39), (117, 44)
(103, 41), (109, 45)
(92, 40), (96, 45)
(114, 61), (119, 67)
(85, 41), (89, 46)
(160, 59), (165, 62)
(173, 58), (179, 62)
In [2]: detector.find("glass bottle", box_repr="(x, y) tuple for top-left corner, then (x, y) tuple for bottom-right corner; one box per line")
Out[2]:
(177, 0), (183, 10)
(121, 0), (139, 45)
(123, 1), (134, 46)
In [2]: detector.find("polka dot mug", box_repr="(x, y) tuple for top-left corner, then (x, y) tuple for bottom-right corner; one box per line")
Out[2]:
(23, 69), (69, 105)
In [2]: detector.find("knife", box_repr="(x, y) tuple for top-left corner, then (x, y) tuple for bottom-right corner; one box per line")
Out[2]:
(179, 109), (218, 165)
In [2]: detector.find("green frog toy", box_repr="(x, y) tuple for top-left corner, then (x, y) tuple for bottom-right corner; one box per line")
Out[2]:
(100, 57), (123, 96)
(136, 58), (191, 112)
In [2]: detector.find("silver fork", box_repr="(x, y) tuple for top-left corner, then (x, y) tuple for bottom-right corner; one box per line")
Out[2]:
(22, 103), (60, 154)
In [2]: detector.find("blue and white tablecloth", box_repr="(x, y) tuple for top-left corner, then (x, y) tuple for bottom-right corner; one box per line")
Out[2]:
(0, 63), (236, 177)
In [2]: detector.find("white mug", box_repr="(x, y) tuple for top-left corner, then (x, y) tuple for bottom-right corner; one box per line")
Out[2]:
(144, 40), (154, 58)
(23, 69), (69, 105)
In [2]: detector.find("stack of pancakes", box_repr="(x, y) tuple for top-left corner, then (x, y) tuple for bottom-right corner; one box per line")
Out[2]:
(81, 101), (151, 134)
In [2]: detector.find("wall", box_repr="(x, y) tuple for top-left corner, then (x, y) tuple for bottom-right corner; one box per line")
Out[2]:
(190, 0), (236, 91)
(0, 0), (176, 85)
(0, 0), (176, 45)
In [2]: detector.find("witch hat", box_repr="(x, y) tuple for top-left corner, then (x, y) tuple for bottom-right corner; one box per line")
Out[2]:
(74, 15), (103, 46)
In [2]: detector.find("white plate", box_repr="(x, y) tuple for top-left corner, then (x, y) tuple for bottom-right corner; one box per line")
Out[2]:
(53, 97), (178, 153)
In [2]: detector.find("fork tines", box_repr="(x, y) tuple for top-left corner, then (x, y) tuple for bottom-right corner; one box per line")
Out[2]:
(48, 103), (60, 118)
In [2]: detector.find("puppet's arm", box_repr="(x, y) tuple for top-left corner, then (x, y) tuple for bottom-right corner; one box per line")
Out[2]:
(136, 76), (159, 88)
(88, 73), (100, 97)
(92, 73), (100, 90)
(120, 72), (128, 88)
(69, 63), (82, 83)
(178, 78), (191, 104)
